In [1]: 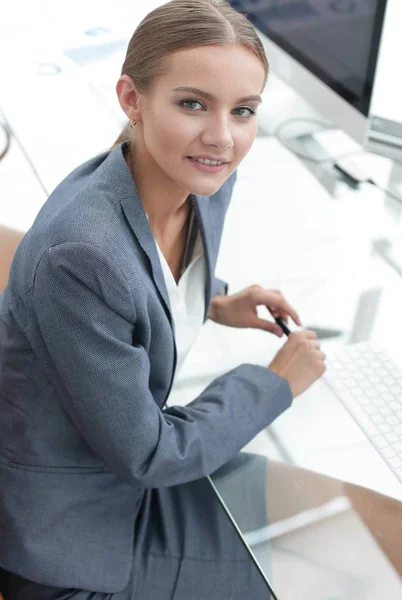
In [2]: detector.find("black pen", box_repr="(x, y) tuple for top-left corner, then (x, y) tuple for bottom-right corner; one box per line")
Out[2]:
(275, 316), (291, 337)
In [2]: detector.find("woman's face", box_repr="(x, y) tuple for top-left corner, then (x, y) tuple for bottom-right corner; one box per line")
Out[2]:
(135, 43), (266, 197)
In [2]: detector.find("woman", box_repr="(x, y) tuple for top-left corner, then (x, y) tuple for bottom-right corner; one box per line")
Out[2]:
(0, 1), (400, 598)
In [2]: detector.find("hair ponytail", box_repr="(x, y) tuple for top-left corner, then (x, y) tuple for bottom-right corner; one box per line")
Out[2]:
(111, 121), (131, 150)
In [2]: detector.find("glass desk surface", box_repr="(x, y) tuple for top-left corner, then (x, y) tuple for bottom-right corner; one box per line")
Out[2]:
(210, 422), (402, 600)
(175, 243), (402, 599)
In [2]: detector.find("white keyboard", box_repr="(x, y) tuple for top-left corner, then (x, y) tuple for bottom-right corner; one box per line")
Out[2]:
(325, 343), (402, 484)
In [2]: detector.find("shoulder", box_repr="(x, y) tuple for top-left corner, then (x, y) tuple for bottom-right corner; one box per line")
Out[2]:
(9, 146), (138, 295)
(31, 145), (132, 249)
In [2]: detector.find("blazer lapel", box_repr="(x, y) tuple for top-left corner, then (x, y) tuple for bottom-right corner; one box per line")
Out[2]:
(121, 195), (173, 321)
(109, 143), (215, 324)
(190, 194), (213, 322)
(109, 146), (172, 326)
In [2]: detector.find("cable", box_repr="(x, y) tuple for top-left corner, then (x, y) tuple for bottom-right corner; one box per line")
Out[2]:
(368, 179), (402, 205)
(1, 121), (50, 197)
(0, 120), (11, 163)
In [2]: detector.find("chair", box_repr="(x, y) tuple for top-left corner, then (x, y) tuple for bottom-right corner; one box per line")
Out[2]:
(0, 227), (24, 598)
(0, 226), (24, 292)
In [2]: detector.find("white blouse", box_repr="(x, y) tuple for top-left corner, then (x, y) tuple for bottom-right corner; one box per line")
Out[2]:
(150, 209), (206, 377)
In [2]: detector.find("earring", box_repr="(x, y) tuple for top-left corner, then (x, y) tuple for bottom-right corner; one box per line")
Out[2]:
(130, 118), (137, 128)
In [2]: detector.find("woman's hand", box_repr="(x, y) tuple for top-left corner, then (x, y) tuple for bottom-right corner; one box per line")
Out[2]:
(208, 284), (302, 336)
(269, 329), (327, 398)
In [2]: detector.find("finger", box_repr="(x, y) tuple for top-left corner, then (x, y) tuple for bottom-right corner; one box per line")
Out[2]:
(253, 288), (302, 327)
(280, 301), (302, 327)
(268, 292), (301, 326)
(253, 317), (284, 337)
(290, 329), (317, 341)
(268, 307), (289, 323)
(313, 350), (327, 362)
(303, 329), (318, 340)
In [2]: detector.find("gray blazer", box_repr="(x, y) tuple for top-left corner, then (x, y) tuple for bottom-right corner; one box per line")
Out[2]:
(0, 142), (292, 592)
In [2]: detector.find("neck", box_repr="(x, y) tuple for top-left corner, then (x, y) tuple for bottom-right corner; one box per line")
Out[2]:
(125, 139), (190, 234)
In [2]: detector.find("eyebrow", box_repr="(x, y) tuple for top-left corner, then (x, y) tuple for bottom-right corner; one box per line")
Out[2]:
(172, 86), (262, 104)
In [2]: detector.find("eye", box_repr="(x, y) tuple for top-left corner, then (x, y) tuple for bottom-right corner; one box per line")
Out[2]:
(179, 99), (205, 111)
(232, 106), (257, 118)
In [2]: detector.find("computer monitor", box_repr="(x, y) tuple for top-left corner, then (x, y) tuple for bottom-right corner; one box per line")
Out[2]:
(228, 0), (389, 147)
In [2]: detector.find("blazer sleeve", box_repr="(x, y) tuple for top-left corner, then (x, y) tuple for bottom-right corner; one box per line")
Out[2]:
(30, 242), (292, 489)
(211, 276), (228, 297)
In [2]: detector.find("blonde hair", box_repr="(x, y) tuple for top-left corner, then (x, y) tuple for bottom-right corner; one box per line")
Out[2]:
(111, 0), (269, 149)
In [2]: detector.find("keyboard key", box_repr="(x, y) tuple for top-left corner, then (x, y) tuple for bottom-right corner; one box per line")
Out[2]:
(371, 414), (384, 425)
(356, 359), (368, 368)
(372, 397), (385, 408)
(372, 435), (387, 448)
(378, 423), (392, 434)
(381, 447), (396, 459)
(341, 402), (378, 436)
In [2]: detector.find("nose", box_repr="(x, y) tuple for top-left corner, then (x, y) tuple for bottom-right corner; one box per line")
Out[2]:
(200, 113), (234, 151)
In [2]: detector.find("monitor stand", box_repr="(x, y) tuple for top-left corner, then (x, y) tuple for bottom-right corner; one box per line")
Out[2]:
(367, 134), (402, 163)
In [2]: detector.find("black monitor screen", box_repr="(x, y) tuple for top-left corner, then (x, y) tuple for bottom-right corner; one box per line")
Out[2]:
(228, 0), (388, 116)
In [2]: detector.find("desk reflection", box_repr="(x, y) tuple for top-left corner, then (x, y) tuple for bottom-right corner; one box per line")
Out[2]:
(211, 452), (402, 599)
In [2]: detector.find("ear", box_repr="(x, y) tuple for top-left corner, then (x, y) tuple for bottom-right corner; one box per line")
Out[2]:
(116, 75), (142, 124)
